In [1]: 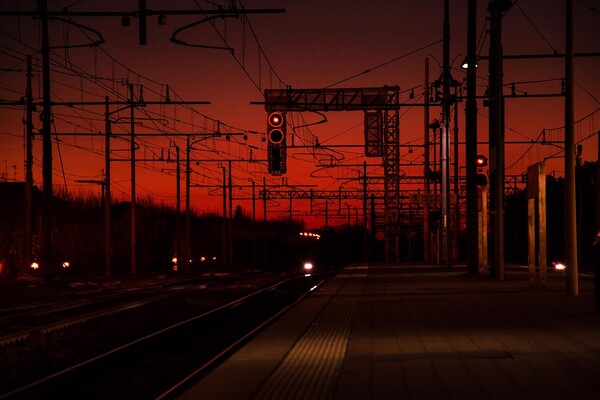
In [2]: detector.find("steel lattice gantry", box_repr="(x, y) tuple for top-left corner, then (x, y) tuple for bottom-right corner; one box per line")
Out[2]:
(264, 86), (401, 262)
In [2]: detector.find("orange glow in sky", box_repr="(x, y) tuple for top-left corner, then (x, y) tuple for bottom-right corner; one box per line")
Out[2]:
(0, 1), (598, 229)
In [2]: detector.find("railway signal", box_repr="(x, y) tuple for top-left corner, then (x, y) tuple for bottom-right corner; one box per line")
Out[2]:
(267, 111), (285, 144)
(267, 111), (287, 175)
(475, 154), (488, 186)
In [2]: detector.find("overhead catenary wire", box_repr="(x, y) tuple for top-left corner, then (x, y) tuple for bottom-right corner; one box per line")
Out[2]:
(513, 1), (558, 54)
(325, 39), (443, 88)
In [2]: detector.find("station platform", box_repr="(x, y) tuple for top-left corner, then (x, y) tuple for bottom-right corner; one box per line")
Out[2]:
(177, 264), (600, 400)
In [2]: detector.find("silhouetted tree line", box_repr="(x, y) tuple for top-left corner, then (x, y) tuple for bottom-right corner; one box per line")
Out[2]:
(0, 185), (366, 278)
(505, 161), (598, 269)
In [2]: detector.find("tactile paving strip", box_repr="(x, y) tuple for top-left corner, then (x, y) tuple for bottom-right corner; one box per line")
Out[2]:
(252, 267), (365, 400)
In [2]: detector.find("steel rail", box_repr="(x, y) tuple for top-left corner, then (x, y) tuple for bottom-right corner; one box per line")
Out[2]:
(0, 276), (299, 399)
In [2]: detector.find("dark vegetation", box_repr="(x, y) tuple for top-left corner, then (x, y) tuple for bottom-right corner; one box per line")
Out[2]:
(0, 186), (365, 279)
(1, 160), (596, 278)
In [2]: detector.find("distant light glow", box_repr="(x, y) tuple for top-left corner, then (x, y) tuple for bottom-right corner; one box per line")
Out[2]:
(300, 231), (321, 239)
(200, 256), (206, 262)
(553, 261), (566, 270)
(31, 262), (39, 270)
(303, 262), (313, 271)
(62, 261), (70, 268)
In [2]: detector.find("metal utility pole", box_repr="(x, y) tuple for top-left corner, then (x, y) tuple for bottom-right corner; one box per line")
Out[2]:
(251, 179), (257, 269)
(41, 0), (54, 278)
(263, 177), (267, 221)
(432, 119), (441, 264)
(595, 100), (600, 313)
(222, 166), (227, 271)
(186, 138), (191, 272)
(565, 0), (578, 295)
(466, 0), (479, 274)
(441, 0), (452, 267)
(289, 194), (293, 222)
(138, 0), (147, 45)
(129, 84), (137, 275)
(488, 0), (509, 281)
(176, 145), (181, 269)
(25, 56), (33, 273)
(453, 102), (460, 261)
(424, 58), (431, 263)
(104, 97), (112, 276)
(228, 161), (233, 271)
(363, 161), (368, 262)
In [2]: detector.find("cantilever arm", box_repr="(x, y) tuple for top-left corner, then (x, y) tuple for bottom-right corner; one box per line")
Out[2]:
(170, 15), (234, 51)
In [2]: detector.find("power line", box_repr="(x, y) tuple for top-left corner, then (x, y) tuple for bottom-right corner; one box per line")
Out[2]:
(575, 0), (600, 13)
(325, 39), (443, 88)
(513, 2), (558, 54)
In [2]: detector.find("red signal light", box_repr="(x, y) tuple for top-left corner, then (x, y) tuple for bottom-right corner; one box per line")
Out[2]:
(475, 154), (488, 167)
(268, 112), (284, 128)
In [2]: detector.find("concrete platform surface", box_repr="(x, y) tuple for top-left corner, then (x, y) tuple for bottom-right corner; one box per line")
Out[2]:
(177, 264), (600, 400)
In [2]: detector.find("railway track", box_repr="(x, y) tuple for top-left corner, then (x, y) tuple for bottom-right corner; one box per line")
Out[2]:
(0, 272), (330, 399)
(0, 277), (215, 347)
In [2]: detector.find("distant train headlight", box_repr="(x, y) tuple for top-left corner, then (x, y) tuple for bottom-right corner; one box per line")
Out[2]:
(552, 261), (566, 271)
(303, 262), (314, 272)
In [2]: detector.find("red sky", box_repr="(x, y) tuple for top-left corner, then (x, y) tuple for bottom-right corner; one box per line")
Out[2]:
(1, 0), (599, 228)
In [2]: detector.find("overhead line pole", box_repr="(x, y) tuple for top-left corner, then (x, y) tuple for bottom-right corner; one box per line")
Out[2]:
(228, 161), (233, 272)
(176, 145), (181, 270)
(466, 0), (479, 274)
(251, 179), (257, 269)
(129, 84), (137, 275)
(453, 101), (460, 262)
(186, 137), (191, 272)
(363, 161), (368, 262)
(489, 0), (509, 281)
(565, 0), (578, 295)
(25, 56), (33, 274)
(222, 166), (227, 271)
(41, 0), (54, 280)
(104, 97), (112, 276)
(424, 57), (431, 263)
(441, 0), (451, 267)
